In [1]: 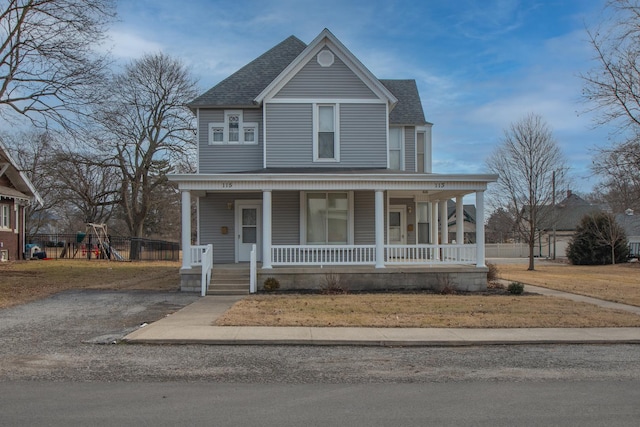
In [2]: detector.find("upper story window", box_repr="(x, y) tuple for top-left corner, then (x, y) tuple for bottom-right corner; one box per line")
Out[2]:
(209, 110), (258, 145)
(389, 127), (404, 170)
(314, 104), (340, 162)
(0, 204), (10, 229)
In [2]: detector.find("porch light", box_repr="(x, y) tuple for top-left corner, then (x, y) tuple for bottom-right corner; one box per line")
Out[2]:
(227, 202), (234, 210)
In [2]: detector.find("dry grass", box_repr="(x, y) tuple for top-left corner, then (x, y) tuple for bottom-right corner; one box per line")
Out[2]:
(215, 293), (640, 328)
(498, 262), (640, 307)
(0, 260), (180, 309)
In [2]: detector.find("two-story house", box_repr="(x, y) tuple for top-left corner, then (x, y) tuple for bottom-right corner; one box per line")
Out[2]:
(0, 139), (43, 261)
(170, 29), (497, 293)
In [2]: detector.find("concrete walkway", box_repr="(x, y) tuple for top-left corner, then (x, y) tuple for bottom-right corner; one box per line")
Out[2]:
(123, 285), (640, 346)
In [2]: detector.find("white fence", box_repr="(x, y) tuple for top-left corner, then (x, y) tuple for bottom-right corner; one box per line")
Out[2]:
(485, 243), (529, 258)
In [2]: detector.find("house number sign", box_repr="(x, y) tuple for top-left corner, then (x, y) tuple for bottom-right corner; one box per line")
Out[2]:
(433, 182), (445, 188)
(222, 183), (233, 188)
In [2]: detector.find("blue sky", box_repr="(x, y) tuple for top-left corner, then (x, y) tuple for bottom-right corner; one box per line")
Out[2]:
(109, 0), (613, 194)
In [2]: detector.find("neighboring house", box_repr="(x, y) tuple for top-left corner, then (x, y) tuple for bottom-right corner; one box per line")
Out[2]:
(616, 209), (640, 257)
(447, 199), (476, 243)
(0, 140), (43, 261)
(537, 191), (603, 258)
(170, 29), (497, 292)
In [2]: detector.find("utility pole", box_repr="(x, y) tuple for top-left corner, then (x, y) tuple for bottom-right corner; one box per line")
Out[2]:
(552, 170), (556, 260)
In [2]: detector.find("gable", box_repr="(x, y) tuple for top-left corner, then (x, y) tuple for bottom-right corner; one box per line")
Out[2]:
(0, 140), (42, 205)
(274, 47), (378, 99)
(256, 29), (397, 106)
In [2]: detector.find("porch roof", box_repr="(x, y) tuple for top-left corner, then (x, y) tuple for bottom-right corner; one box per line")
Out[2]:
(168, 171), (498, 198)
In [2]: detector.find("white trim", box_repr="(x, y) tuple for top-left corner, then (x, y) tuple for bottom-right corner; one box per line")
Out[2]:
(388, 205), (407, 245)
(14, 204), (18, 233)
(208, 110), (258, 145)
(268, 98), (386, 104)
(300, 191), (353, 245)
(263, 104), (268, 168)
(313, 103), (340, 162)
(388, 126), (405, 171)
(235, 200), (262, 263)
(196, 109), (200, 173)
(317, 49), (334, 67)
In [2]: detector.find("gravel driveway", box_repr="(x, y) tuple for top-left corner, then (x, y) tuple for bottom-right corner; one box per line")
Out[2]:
(2, 290), (640, 383)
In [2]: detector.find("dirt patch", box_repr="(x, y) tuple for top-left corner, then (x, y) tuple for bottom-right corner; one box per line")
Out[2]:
(0, 260), (181, 309)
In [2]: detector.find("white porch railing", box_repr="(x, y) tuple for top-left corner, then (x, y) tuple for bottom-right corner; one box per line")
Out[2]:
(385, 244), (476, 265)
(272, 245), (376, 266)
(190, 244), (213, 296)
(270, 244), (476, 266)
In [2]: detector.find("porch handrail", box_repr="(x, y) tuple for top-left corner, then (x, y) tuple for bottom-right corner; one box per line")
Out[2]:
(271, 245), (376, 266)
(250, 244), (257, 293)
(190, 245), (208, 266)
(200, 244), (213, 296)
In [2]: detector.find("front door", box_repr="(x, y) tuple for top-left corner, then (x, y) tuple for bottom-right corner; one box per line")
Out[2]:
(235, 201), (261, 262)
(388, 206), (406, 245)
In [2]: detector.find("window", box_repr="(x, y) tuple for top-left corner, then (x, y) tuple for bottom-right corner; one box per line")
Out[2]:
(0, 205), (10, 229)
(209, 110), (258, 145)
(314, 104), (339, 161)
(389, 127), (403, 170)
(304, 192), (350, 244)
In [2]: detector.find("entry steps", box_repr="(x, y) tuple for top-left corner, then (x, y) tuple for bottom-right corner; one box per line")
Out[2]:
(207, 268), (250, 295)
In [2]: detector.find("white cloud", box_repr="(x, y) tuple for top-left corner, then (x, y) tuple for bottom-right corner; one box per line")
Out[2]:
(105, 29), (164, 60)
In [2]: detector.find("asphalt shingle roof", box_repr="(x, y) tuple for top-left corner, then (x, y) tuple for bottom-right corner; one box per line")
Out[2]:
(381, 79), (427, 125)
(189, 36), (307, 108)
(190, 34), (428, 125)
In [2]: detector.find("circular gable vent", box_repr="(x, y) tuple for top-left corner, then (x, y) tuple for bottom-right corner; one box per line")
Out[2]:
(317, 50), (335, 67)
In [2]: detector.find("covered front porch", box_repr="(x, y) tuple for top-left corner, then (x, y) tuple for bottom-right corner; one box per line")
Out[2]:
(170, 170), (497, 292)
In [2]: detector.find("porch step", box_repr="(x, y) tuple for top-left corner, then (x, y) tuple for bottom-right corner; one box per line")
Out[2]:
(207, 269), (250, 295)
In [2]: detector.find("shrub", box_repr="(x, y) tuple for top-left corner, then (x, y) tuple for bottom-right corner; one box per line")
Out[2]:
(567, 212), (629, 265)
(263, 277), (280, 292)
(486, 262), (499, 282)
(320, 272), (348, 294)
(507, 282), (524, 295)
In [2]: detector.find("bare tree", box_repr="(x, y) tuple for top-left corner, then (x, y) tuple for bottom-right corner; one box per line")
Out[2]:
(52, 149), (120, 226)
(93, 53), (198, 258)
(0, 0), (115, 128)
(486, 113), (569, 270)
(1, 130), (61, 235)
(582, 0), (640, 210)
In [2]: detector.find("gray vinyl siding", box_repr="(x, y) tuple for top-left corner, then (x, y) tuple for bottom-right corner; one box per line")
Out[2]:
(198, 108), (263, 173)
(266, 103), (387, 168)
(275, 50), (377, 99)
(272, 191), (300, 245)
(404, 126), (416, 172)
(340, 104), (387, 167)
(354, 191), (375, 245)
(198, 192), (262, 263)
(266, 103), (313, 167)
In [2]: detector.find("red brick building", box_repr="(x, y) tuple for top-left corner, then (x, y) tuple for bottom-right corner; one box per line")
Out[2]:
(0, 140), (42, 261)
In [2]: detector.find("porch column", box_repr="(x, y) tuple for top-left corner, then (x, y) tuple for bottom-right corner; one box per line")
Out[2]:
(439, 200), (448, 244)
(456, 196), (464, 244)
(181, 190), (191, 270)
(475, 190), (486, 267)
(430, 201), (439, 260)
(375, 190), (385, 268)
(262, 190), (272, 269)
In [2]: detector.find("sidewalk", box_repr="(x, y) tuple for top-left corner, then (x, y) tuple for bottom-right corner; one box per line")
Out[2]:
(123, 287), (640, 346)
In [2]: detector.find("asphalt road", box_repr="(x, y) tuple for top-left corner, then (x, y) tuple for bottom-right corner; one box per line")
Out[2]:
(2, 290), (640, 425)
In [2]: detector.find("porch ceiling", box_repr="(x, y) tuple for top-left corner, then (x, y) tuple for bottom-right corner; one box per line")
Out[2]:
(168, 172), (498, 193)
